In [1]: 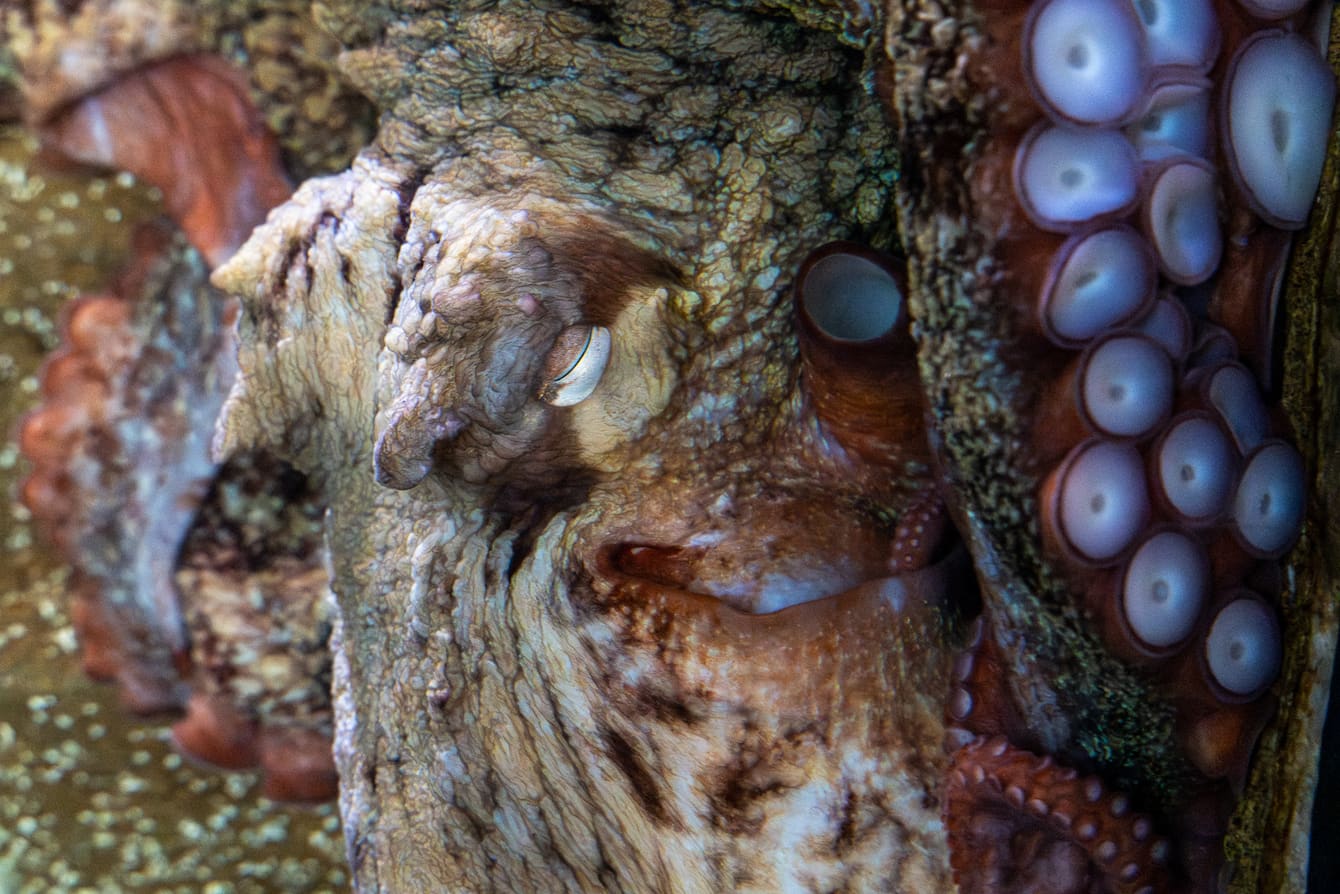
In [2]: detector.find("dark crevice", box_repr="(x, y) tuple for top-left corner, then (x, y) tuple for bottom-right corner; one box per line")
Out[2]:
(599, 725), (669, 825)
(1309, 644), (1339, 893)
(382, 164), (430, 324)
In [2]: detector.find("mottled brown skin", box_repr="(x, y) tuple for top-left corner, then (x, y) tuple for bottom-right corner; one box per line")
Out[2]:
(39, 54), (293, 266)
(3, 0), (374, 177)
(17, 221), (339, 800)
(5, 0), (1338, 892)
(208, 2), (966, 890)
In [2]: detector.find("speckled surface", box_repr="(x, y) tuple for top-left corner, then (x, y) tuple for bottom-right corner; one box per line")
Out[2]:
(0, 125), (346, 893)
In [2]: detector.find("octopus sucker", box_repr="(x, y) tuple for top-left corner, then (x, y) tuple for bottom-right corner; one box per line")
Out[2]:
(793, 240), (932, 471)
(946, 736), (1173, 894)
(899, 0), (1334, 890)
(1, 0), (1336, 891)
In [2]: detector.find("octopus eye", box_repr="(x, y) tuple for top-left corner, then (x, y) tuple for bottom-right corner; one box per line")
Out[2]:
(540, 324), (611, 407)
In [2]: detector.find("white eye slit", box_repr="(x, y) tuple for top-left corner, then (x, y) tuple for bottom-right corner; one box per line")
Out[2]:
(554, 326), (596, 380)
(545, 325), (611, 407)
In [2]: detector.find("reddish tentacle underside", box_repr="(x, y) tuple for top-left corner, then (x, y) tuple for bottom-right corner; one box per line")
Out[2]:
(946, 737), (1173, 894)
(936, 0), (1328, 890)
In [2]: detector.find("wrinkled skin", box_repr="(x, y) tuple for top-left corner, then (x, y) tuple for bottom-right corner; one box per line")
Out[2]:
(208, 1), (1340, 891)
(195, 1), (978, 888)
(5, 0), (1338, 891)
(210, 3), (968, 885)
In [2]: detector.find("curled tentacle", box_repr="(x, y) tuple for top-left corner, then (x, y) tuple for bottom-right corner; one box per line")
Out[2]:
(945, 736), (1172, 894)
(37, 54), (292, 265)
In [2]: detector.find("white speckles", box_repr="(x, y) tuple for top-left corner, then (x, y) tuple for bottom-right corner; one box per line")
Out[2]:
(224, 775), (252, 800)
(26, 695), (55, 724)
(116, 774), (148, 795)
(242, 815), (290, 847)
(684, 391), (740, 424)
(931, 18), (959, 51)
(177, 818), (206, 842)
(50, 627), (77, 654)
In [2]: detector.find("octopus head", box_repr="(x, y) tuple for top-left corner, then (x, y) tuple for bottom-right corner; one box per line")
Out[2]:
(372, 198), (680, 503)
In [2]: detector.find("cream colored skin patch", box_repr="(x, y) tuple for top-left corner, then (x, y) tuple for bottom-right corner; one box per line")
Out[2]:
(568, 285), (679, 469)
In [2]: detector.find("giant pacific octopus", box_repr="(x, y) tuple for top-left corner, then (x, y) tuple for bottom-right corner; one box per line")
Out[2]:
(5, 1), (1339, 892)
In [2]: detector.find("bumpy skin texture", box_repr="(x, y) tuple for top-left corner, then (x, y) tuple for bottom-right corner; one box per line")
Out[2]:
(214, 0), (1335, 891)
(212, 4), (968, 890)
(9, 0), (1339, 892)
(8, 11), (348, 802)
(21, 226), (236, 714)
(884, 2), (1340, 891)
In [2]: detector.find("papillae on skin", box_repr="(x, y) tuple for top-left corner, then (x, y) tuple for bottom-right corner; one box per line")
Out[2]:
(10, 0), (1336, 891)
(214, 3), (955, 890)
